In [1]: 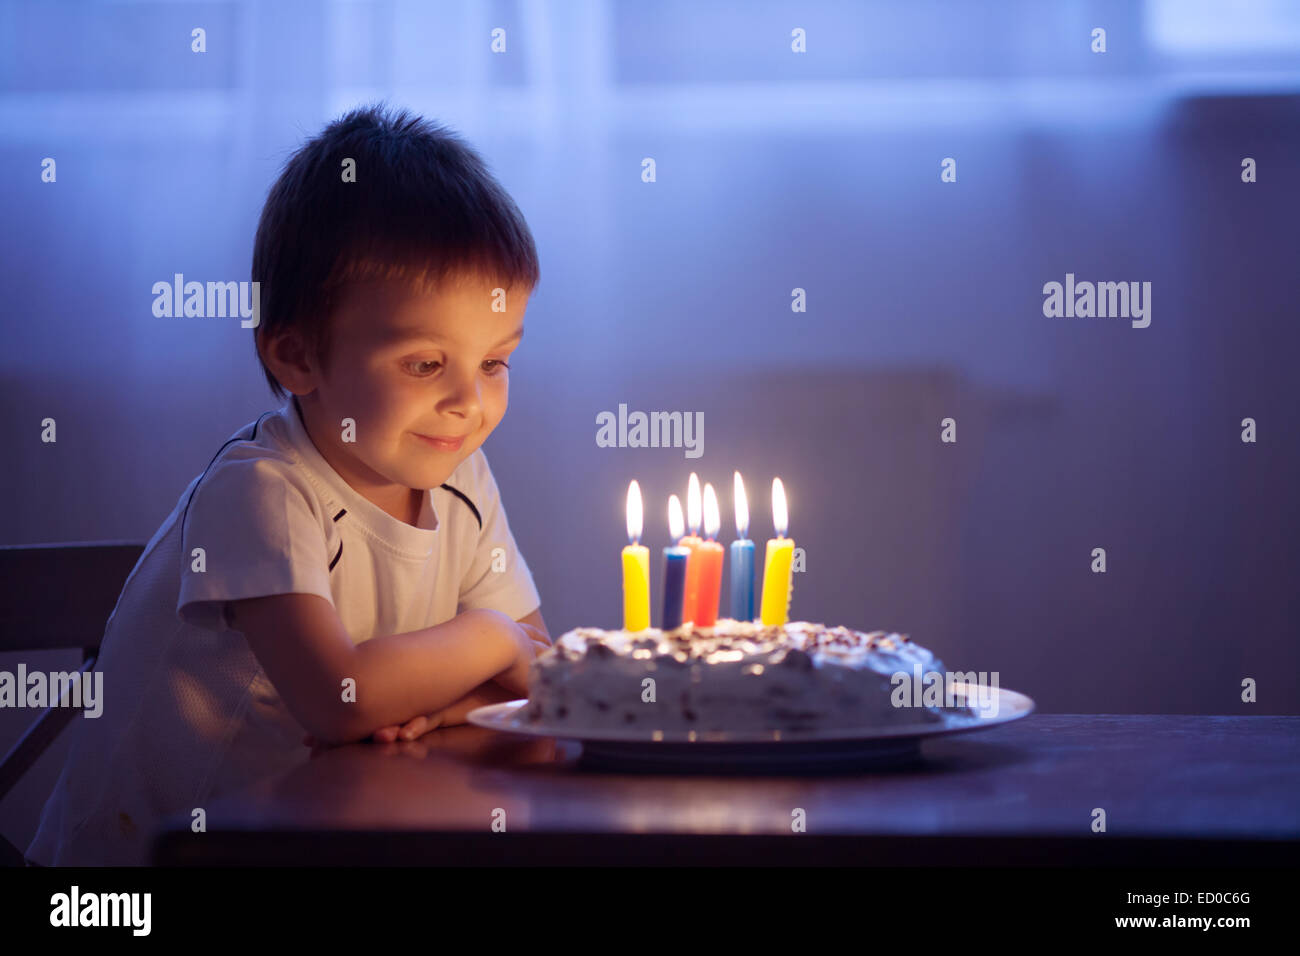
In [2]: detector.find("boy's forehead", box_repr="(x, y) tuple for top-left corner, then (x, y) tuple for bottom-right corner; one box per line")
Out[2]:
(336, 275), (527, 341)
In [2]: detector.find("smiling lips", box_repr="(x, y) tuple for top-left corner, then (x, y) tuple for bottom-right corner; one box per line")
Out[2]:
(416, 433), (465, 452)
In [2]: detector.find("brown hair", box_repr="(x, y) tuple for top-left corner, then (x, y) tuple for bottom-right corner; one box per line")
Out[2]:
(251, 102), (540, 400)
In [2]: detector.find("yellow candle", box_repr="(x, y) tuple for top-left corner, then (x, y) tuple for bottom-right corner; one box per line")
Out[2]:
(759, 477), (794, 626)
(622, 480), (651, 631)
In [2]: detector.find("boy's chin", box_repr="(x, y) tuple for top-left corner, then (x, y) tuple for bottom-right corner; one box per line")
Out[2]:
(399, 459), (463, 490)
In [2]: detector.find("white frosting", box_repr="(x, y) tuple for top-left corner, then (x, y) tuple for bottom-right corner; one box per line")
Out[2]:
(524, 619), (976, 733)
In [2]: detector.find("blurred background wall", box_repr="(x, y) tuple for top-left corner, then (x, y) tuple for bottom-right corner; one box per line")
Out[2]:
(3, 0), (1299, 850)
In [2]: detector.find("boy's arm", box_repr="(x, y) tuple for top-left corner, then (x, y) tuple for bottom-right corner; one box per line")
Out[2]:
(414, 680), (518, 732)
(440, 608), (551, 725)
(226, 592), (522, 745)
(374, 607), (552, 739)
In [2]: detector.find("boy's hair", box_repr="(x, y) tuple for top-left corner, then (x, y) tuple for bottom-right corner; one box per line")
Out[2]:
(251, 102), (540, 401)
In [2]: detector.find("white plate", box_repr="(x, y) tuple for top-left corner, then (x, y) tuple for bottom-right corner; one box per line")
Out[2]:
(467, 684), (1035, 772)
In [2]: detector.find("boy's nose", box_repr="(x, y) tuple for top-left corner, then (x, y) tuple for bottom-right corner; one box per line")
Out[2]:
(436, 369), (482, 419)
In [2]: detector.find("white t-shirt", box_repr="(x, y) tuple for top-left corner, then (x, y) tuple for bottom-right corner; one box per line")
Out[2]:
(26, 396), (540, 866)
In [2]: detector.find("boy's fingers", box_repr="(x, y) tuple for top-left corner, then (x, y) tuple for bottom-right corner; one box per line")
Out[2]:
(400, 716), (429, 740)
(519, 623), (551, 644)
(372, 712), (445, 744)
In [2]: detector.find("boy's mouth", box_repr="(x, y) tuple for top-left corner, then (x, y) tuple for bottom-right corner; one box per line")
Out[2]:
(414, 433), (465, 452)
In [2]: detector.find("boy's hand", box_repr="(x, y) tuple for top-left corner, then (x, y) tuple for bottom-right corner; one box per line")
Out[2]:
(303, 710), (444, 747)
(302, 711), (444, 747)
(372, 711), (443, 743)
(494, 621), (552, 698)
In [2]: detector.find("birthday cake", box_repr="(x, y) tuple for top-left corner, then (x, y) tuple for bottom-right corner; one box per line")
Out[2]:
(524, 618), (978, 735)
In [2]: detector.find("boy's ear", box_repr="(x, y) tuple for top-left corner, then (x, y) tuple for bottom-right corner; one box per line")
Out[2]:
(259, 328), (317, 395)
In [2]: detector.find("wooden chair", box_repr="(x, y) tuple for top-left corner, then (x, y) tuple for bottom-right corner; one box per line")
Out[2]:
(0, 541), (144, 866)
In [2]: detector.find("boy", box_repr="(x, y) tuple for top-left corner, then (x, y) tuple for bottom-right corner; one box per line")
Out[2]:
(26, 104), (550, 866)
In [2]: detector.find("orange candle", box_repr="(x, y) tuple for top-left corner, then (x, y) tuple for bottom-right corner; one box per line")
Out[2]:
(678, 472), (705, 624)
(693, 482), (725, 627)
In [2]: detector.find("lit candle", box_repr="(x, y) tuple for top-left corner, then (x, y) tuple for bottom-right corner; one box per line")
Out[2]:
(661, 495), (689, 631)
(759, 477), (794, 627)
(677, 472), (705, 625)
(622, 479), (650, 631)
(729, 471), (756, 622)
(694, 483), (726, 627)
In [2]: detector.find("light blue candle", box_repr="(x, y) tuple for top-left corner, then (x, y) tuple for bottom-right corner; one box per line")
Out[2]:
(729, 471), (756, 622)
(729, 539), (755, 622)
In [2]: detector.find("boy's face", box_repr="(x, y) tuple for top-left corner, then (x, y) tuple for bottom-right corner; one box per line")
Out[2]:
(287, 274), (527, 522)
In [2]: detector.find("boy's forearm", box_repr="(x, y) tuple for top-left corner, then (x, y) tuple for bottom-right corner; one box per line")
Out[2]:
(433, 679), (521, 728)
(333, 608), (516, 741)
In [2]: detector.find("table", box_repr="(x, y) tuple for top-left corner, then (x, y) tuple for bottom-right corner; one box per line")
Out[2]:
(153, 715), (1300, 865)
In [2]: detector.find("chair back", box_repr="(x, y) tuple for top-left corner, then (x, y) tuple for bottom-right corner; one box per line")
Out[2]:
(0, 541), (145, 864)
(0, 542), (145, 655)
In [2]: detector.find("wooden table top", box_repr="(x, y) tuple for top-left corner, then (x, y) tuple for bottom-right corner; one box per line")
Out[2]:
(153, 715), (1300, 866)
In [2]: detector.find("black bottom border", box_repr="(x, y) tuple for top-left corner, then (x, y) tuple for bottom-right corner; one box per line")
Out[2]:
(3, 845), (1294, 940)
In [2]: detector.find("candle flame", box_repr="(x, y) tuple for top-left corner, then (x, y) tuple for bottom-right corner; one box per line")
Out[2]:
(733, 471), (749, 538)
(686, 472), (702, 535)
(668, 494), (685, 541)
(772, 477), (788, 538)
(626, 479), (643, 544)
(703, 483), (720, 540)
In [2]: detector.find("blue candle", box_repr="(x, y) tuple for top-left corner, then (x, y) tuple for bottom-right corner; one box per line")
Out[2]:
(729, 471), (756, 622)
(662, 494), (689, 630)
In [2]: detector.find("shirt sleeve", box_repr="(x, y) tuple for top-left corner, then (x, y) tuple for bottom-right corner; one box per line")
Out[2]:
(177, 455), (337, 633)
(455, 451), (542, 621)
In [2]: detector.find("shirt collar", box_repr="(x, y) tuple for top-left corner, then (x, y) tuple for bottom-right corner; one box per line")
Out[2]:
(274, 396), (444, 551)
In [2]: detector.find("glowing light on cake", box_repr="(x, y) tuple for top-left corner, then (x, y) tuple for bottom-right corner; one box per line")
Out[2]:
(703, 482), (721, 538)
(669, 493), (686, 539)
(686, 473), (702, 535)
(626, 479), (642, 541)
(773, 476), (788, 537)
(734, 471), (749, 538)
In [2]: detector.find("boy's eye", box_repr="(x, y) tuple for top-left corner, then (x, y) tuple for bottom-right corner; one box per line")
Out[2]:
(403, 359), (510, 377)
